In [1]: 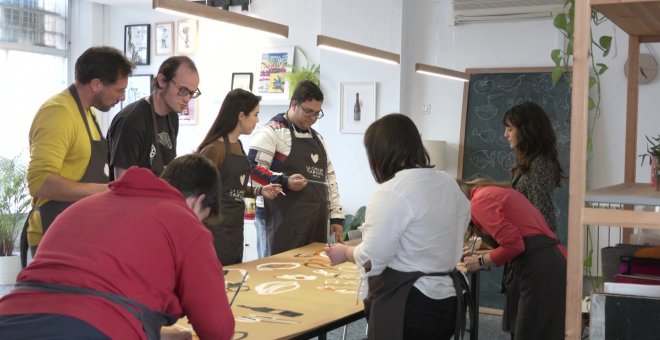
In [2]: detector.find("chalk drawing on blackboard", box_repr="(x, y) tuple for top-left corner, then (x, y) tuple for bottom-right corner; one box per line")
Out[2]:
(473, 77), (495, 93)
(475, 93), (505, 120)
(466, 172), (488, 181)
(553, 121), (571, 146)
(497, 74), (525, 92)
(472, 128), (497, 143)
(469, 150), (496, 169)
(498, 151), (515, 172)
(505, 95), (524, 107)
(495, 135), (510, 147)
(533, 76), (552, 93)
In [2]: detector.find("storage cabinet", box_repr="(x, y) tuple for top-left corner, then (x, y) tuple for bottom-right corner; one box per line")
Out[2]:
(567, 1), (660, 337)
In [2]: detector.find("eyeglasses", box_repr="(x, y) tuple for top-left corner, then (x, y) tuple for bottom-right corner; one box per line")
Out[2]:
(169, 79), (201, 98)
(296, 101), (324, 119)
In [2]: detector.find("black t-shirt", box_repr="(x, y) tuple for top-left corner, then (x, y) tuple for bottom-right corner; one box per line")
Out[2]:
(107, 98), (178, 180)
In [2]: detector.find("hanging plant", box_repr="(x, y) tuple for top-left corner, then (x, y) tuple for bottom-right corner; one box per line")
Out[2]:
(551, 0), (612, 164)
(550, 0), (613, 296)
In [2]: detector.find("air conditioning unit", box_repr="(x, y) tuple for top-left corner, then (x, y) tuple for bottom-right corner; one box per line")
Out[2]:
(453, 0), (564, 24)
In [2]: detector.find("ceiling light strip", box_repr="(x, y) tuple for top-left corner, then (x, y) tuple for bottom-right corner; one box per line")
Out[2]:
(317, 35), (400, 65)
(153, 0), (289, 38)
(415, 63), (469, 82)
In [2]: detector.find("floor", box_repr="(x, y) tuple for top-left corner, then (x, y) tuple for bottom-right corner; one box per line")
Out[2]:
(0, 254), (511, 340)
(315, 313), (510, 340)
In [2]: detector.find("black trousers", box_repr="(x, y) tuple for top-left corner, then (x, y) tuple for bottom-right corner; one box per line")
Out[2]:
(403, 287), (458, 340)
(0, 313), (110, 339)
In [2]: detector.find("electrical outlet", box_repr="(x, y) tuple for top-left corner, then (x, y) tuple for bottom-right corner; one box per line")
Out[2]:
(421, 104), (431, 115)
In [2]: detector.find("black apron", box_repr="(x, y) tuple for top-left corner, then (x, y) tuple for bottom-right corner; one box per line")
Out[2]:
(14, 281), (176, 340)
(473, 224), (565, 339)
(206, 138), (250, 266)
(264, 123), (328, 255)
(363, 267), (474, 340)
(19, 85), (109, 267)
(148, 96), (175, 176)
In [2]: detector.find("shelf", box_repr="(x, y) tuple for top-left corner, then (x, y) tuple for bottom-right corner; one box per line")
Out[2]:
(586, 182), (660, 206)
(592, 1), (660, 42)
(583, 207), (660, 229)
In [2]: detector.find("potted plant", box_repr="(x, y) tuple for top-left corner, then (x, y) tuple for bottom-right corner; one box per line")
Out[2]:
(0, 156), (31, 256)
(638, 135), (660, 191)
(283, 46), (320, 98)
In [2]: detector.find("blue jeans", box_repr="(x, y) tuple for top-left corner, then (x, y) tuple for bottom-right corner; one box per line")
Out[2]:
(254, 207), (268, 258)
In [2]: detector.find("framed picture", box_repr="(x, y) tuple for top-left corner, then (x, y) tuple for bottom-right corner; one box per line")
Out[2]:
(154, 21), (174, 56)
(231, 72), (254, 91)
(121, 74), (153, 109)
(178, 98), (198, 125)
(176, 19), (198, 54)
(340, 82), (377, 133)
(257, 47), (294, 103)
(124, 24), (150, 65)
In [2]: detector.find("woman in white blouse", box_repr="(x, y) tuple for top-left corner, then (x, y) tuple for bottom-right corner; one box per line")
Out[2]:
(326, 113), (471, 340)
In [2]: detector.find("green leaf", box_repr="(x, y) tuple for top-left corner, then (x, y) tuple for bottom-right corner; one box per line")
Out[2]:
(588, 96), (596, 110)
(596, 63), (608, 75)
(551, 49), (562, 66)
(566, 41), (573, 56)
(551, 67), (564, 86)
(589, 76), (597, 89)
(554, 13), (568, 30)
(599, 36), (612, 57)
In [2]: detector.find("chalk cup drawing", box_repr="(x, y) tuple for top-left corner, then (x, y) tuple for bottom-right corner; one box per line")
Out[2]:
(257, 47), (294, 104)
(154, 21), (174, 56)
(340, 82), (377, 133)
(121, 74), (152, 109)
(176, 19), (198, 54)
(124, 24), (150, 65)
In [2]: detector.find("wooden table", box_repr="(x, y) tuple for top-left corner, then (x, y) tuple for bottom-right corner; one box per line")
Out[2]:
(173, 242), (365, 339)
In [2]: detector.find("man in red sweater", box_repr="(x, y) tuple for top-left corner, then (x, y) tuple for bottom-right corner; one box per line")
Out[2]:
(0, 154), (234, 340)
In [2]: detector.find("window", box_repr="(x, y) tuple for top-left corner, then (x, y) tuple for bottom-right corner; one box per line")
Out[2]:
(0, 0), (68, 49)
(0, 0), (68, 162)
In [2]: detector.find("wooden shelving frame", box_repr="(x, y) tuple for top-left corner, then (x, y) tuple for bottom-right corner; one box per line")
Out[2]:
(567, 1), (660, 338)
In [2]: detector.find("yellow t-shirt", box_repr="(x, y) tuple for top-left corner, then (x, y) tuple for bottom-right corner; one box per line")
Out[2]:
(26, 89), (102, 246)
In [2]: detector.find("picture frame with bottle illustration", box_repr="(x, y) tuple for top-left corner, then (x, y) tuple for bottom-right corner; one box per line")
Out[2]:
(340, 82), (377, 133)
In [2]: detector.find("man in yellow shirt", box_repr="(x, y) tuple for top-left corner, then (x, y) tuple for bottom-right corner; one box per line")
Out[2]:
(20, 46), (134, 266)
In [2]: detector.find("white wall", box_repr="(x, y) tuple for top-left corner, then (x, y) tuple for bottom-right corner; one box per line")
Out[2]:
(318, 0), (403, 213)
(8, 0), (660, 215)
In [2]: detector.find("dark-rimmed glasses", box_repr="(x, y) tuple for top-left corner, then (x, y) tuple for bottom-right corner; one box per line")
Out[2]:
(296, 100), (324, 119)
(169, 79), (201, 98)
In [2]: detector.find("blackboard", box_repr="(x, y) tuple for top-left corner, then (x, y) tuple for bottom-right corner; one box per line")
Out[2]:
(458, 67), (571, 310)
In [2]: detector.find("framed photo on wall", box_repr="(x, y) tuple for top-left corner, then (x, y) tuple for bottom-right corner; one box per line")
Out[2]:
(231, 72), (254, 91)
(257, 47), (294, 103)
(154, 21), (174, 56)
(176, 19), (198, 54)
(178, 98), (198, 125)
(121, 74), (153, 109)
(124, 24), (150, 65)
(340, 82), (377, 133)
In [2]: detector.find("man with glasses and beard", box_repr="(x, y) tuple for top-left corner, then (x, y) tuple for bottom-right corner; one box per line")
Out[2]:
(108, 56), (201, 180)
(248, 80), (345, 256)
(21, 46), (133, 267)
